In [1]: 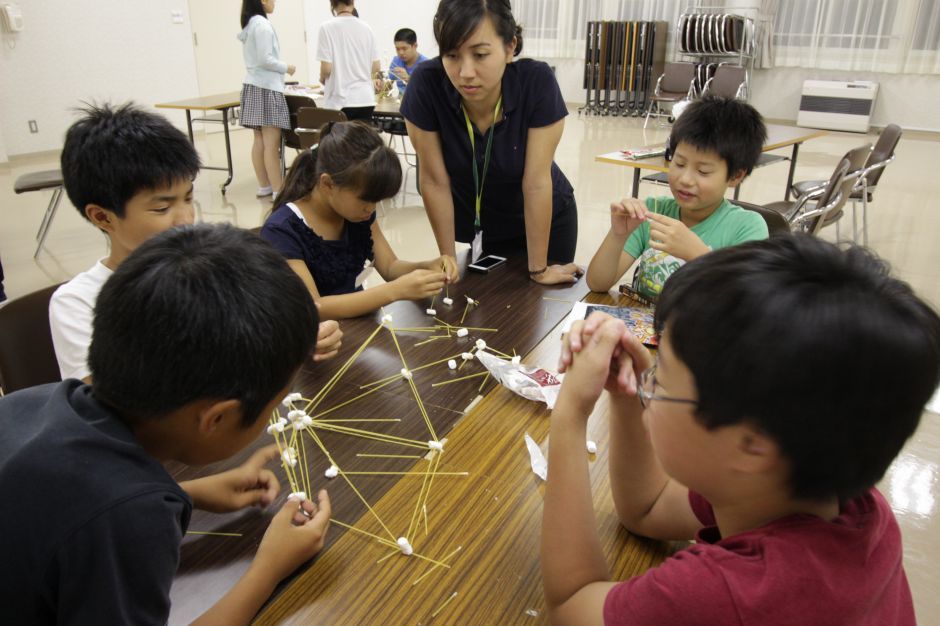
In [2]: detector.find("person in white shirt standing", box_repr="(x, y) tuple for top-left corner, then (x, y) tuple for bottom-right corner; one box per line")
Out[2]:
(317, 0), (382, 122)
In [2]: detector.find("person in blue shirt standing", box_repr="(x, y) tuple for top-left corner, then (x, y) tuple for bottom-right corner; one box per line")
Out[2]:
(401, 0), (582, 285)
(389, 28), (428, 96)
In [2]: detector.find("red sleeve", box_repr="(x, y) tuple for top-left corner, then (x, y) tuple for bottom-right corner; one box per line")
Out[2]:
(688, 490), (717, 526)
(603, 544), (736, 625)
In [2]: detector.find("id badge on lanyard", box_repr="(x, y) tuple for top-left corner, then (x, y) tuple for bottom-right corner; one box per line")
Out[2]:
(463, 97), (502, 263)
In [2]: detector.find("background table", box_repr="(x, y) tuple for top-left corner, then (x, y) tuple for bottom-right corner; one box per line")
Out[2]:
(156, 92), (242, 195)
(595, 123), (828, 200)
(167, 256), (678, 625)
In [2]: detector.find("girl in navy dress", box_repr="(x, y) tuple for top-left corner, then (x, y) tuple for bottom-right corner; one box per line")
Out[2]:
(262, 121), (458, 319)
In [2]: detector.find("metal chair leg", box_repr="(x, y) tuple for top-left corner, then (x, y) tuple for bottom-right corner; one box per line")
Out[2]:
(34, 187), (63, 258)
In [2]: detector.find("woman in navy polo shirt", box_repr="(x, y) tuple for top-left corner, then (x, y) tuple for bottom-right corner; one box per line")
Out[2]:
(401, 0), (581, 285)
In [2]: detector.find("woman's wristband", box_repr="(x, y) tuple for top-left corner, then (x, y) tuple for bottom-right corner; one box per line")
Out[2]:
(528, 267), (548, 277)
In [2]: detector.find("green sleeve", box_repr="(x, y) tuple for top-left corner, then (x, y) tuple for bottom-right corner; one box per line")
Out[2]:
(735, 210), (770, 243)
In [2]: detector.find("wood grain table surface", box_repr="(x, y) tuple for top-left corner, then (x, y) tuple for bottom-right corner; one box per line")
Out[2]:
(167, 257), (677, 625)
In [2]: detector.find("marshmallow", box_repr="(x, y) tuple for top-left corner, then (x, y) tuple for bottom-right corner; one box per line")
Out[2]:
(442, 297), (453, 305)
(281, 449), (298, 467)
(397, 536), (414, 555)
(292, 420), (306, 431)
(288, 491), (307, 502)
(447, 359), (457, 370)
(511, 355), (521, 365)
(287, 409), (306, 422)
(426, 308), (437, 316)
(302, 414), (314, 426)
(281, 392), (303, 406)
(465, 296), (476, 305)
(475, 339), (487, 351)
(381, 313), (394, 325)
(273, 421), (286, 433)
(461, 352), (474, 361)
(266, 424), (278, 435)
(428, 440), (444, 451)
(324, 464), (339, 479)
(456, 328), (469, 337)
(586, 440), (598, 455)
(401, 368), (413, 380)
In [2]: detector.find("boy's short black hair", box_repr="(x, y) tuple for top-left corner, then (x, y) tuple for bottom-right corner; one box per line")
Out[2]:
(61, 102), (200, 220)
(655, 234), (940, 502)
(669, 95), (766, 179)
(395, 28), (417, 45)
(89, 224), (318, 427)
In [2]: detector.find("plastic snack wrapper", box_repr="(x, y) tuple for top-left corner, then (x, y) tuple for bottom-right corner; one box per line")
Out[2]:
(475, 350), (563, 409)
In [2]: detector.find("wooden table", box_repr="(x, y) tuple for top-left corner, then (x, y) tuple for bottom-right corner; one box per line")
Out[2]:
(595, 123), (828, 200)
(167, 256), (676, 625)
(156, 92), (242, 195)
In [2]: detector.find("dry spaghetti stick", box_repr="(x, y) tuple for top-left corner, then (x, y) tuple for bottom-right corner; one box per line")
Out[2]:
(331, 519), (454, 569)
(340, 471), (468, 476)
(542, 296), (575, 303)
(305, 430), (398, 542)
(431, 371), (488, 387)
(309, 422), (429, 450)
(356, 453), (424, 459)
(412, 546), (463, 586)
(406, 452), (437, 540)
(477, 372), (490, 392)
(458, 303), (471, 326)
(377, 549), (398, 564)
(458, 326), (499, 332)
(312, 377), (400, 417)
(431, 592), (458, 618)
(305, 324), (384, 412)
(316, 418), (401, 423)
(387, 328), (440, 442)
(359, 354), (463, 388)
(186, 531), (243, 537)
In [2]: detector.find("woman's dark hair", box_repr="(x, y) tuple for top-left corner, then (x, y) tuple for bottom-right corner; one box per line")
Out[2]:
(330, 0), (353, 12)
(655, 235), (940, 502)
(279, 121), (402, 205)
(90, 224), (318, 427)
(241, 0), (266, 28)
(434, 0), (523, 56)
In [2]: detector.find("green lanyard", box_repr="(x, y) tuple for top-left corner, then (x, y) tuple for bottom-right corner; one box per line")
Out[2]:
(463, 96), (502, 229)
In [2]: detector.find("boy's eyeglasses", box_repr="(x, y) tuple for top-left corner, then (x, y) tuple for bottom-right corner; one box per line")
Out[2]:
(637, 363), (699, 409)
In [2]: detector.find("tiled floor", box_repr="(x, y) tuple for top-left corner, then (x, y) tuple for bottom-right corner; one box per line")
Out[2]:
(2, 111), (938, 622)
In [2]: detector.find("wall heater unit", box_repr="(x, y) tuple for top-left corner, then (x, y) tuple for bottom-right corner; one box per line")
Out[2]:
(797, 80), (878, 133)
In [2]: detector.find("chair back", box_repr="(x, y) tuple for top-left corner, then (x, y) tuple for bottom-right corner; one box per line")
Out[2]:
(283, 94), (318, 151)
(0, 284), (62, 393)
(800, 144), (870, 234)
(296, 108), (348, 149)
(660, 62), (696, 95)
(731, 200), (790, 236)
(704, 64), (746, 99)
(863, 123), (901, 190)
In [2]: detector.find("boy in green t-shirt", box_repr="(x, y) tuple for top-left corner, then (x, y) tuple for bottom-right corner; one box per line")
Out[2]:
(586, 96), (769, 300)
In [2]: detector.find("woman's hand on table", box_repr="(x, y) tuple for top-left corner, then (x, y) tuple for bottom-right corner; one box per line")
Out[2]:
(530, 263), (583, 285)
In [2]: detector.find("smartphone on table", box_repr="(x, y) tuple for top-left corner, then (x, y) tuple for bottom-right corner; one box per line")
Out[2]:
(467, 254), (507, 273)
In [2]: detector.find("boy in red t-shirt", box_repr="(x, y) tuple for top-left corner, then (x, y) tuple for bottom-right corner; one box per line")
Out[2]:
(542, 235), (940, 625)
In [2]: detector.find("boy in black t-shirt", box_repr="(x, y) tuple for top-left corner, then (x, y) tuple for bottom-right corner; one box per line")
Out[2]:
(0, 224), (331, 625)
